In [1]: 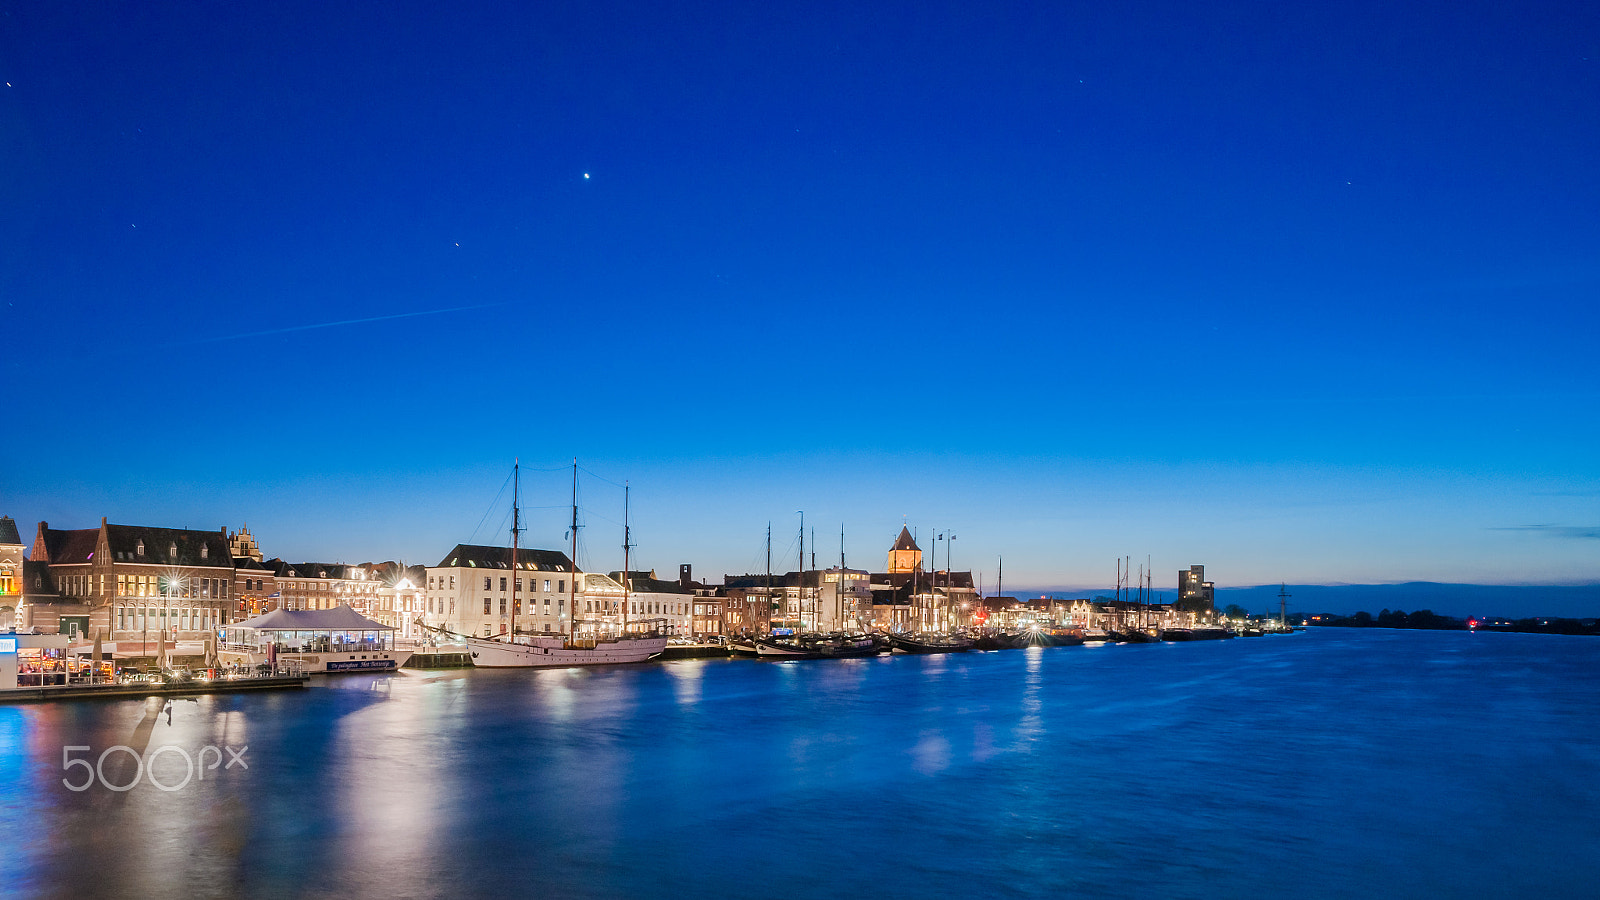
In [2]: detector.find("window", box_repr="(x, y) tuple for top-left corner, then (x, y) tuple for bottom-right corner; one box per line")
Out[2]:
(449, 576), (455, 589)
(499, 598), (507, 615)
(136, 540), (144, 556)
(499, 577), (507, 592)
(484, 598), (491, 614)
(515, 599), (522, 615)
(558, 580), (565, 594)
(201, 545), (209, 560)
(484, 577), (492, 591)
(544, 579), (551, 592)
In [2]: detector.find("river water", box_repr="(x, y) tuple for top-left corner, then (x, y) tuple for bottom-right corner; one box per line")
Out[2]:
(2, 628), (1597, 899)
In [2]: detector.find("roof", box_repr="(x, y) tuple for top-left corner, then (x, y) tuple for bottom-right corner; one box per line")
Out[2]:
(229, 604), (394, 631)
(611, 571), (691, 595)
(891, 526), (920, 552)
(433, 544), (577, 572)
(0, 516), (21, 546)
(278, 562), (355, 580)
(37, 527), (99, 565)
(102, 524), (231, 567)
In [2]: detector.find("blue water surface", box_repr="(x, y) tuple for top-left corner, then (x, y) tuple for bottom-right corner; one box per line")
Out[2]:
(2, 628), (1597, 899)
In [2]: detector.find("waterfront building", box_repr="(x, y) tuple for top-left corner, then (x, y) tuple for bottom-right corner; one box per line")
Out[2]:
(0, 516), (22, 631)
(868, 528), (975, 631)
(611, 570), (692, 636)
(269, 561), (382, 616)
(31, 519), (236, 641)
(1178, 565), (1215, 615)
(718, 575), (777, 635)
(233, 558), (279, 617)
(19, 560), (58, 633)
(865, 581), (913, 631)
(426, 544), (577, 639)
(692, 595), (724, 637)
(368, 562), (427, 638)
(815, 566), (871, 632)
(577, 571), (626, 635)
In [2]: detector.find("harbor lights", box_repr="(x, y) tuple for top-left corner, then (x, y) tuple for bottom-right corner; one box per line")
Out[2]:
(157, 572), (187, 670)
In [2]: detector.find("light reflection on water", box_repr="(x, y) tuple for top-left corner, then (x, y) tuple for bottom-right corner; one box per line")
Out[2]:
(2, 629), (1599, 898)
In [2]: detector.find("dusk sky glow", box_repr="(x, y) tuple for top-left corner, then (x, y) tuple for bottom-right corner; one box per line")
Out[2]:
(2, 1), (1597, 602)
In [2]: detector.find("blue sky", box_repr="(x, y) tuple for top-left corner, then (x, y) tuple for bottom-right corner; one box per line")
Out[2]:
(2, 0), (1597, 598)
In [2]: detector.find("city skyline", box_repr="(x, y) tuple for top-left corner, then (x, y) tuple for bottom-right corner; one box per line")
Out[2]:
(3, 2), (1596, 600)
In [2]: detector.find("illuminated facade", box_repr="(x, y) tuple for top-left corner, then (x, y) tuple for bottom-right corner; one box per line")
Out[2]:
(0, 516), (21, 631)
(425, 544), (577, 639)
(1177, 565), (1215, 614)
(611, 571), (692, 636)
(31, 519), (236, 641)
(887, 526), (922, 573)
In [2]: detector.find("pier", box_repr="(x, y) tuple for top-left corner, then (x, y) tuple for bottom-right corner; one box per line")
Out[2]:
(0, 674), (308, 704)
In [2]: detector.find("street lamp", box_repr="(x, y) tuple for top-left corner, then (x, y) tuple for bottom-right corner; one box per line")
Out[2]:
(158, 574), (185, 672)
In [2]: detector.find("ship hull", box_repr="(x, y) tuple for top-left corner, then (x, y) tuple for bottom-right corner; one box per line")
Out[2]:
(464, 634), (667, 667)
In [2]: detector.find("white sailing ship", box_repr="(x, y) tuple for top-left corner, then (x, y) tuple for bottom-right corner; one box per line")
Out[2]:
(453, 460), (666, 668)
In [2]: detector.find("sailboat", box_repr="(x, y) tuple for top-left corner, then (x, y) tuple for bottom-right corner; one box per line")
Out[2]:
(458, 461), (667, 668)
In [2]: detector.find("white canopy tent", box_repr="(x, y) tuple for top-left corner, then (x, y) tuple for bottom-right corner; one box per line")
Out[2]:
(225, 604), (398, 655)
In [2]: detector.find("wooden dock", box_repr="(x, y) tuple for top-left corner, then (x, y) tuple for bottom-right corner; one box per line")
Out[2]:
(0, 675), (309, 704)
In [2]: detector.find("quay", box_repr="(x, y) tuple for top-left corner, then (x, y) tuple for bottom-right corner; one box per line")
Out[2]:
(0, 674), (309, 704)
(657, 643), (731, 660)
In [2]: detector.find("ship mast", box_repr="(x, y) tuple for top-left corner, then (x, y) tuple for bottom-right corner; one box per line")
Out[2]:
(568, 458), (579, 641)
(797, 511), (805, 633)
(509, 459), (520, 640)
(622, 482), (631, 635)
(764, 522), (771, 634)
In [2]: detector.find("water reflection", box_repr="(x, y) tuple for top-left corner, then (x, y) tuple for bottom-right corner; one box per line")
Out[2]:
(664, 660), (704, 706)
(3, 632), (1598, 899)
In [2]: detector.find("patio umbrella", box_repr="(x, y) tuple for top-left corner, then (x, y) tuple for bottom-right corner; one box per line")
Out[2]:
(156, 628), (167, 670)
(92, 630), (103, 684)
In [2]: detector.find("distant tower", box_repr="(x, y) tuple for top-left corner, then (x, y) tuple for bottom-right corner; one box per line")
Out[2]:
(1178, 565), (1215, 614)
(887, 527), (922, 574)
(1277, 582), (1291, 627)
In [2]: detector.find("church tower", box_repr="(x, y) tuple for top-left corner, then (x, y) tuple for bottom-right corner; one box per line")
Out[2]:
(887, 526), (922, 574)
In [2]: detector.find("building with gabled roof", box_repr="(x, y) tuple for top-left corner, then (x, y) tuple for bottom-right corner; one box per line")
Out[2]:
(425, 543), (579, 639)
(29, 518), (236, 641)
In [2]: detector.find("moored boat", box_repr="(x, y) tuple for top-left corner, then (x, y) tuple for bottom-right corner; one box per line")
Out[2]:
(889, 633), (972, 654)
(463, 631), (665, 667)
